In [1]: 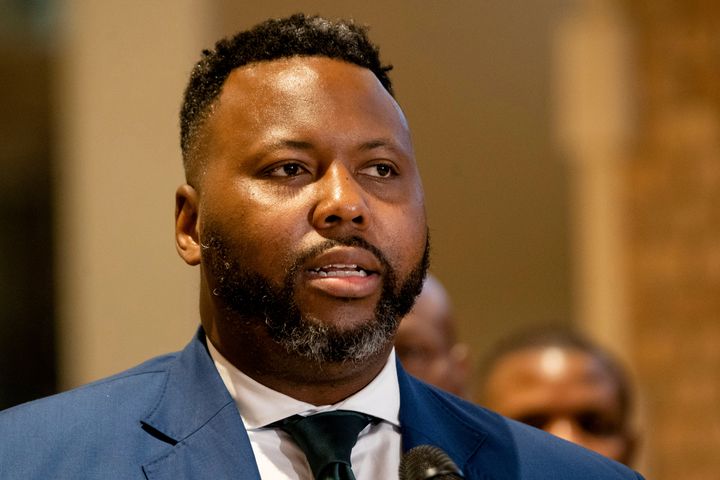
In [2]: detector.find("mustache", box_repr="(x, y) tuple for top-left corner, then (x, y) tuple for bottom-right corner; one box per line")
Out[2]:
(286, 236), (392, 277)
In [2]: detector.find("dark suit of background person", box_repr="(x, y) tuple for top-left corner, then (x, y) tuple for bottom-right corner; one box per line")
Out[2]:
(0, 14), (644, 480)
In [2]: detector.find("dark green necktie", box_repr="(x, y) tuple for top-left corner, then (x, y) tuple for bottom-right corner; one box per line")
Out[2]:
(275, 410), (374, 480)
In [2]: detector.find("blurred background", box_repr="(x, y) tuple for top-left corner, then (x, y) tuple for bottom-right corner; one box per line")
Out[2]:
(1, 0), (718, 478)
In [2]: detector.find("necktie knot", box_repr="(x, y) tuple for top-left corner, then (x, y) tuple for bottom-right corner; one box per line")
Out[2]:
(275, 410), (374, 480)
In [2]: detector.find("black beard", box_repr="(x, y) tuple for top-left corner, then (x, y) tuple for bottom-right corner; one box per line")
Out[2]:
(201, 231), (430, 364)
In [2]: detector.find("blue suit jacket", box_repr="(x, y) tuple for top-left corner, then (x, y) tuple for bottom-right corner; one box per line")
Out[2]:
(0, 329), (643, 479)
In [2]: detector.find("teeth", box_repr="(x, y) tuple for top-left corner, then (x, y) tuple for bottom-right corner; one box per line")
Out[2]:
(312, 264), (360, 272)
(316, 270), (368, 277)
(310, 264), (369, 277)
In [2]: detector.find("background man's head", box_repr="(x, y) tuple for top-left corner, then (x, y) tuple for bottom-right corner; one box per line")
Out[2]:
(174, 14), (429, 370)
(395, 274), (469, 397)
(475, 329), (637, 465)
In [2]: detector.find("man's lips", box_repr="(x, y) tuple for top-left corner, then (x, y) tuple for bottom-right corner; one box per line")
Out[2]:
(308, 264), (371, 277)
(303, 247), (382, 298)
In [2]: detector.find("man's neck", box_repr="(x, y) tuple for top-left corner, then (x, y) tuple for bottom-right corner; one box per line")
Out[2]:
(205, 322), (393, 406)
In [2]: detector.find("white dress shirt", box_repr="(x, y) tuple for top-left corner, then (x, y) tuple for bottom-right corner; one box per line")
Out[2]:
(207, 340), (403, 479)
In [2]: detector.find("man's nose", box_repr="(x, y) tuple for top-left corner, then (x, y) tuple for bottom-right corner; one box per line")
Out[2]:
(546, 418), (583, 445)
(311, 163), (370, 231)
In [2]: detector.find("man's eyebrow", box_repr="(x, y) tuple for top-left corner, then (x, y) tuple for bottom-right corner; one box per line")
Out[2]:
(265, 139), (314, 151)
(358, 139), (399, 151)
(260, 138), (404, 154)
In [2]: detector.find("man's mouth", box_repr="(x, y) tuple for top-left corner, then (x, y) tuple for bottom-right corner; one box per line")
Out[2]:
(308, 264), (373, 278)
(302, 247), (383, 299)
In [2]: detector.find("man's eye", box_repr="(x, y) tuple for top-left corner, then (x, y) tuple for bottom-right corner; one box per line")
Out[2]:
(268, 163), (306, 177)
(576, 412), (622, 436)
(361, 163), (396, 178)
(516, 414), (550, 430)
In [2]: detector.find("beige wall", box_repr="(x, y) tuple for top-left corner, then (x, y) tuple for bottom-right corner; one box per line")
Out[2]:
(554, 0), (634, 359)
(55, 1), (214, 388)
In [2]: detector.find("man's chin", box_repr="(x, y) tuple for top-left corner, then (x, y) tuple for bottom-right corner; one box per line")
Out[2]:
(296, 302), (383, 330)
(267, 312), (396, 365)
(292, 288), (383, 323)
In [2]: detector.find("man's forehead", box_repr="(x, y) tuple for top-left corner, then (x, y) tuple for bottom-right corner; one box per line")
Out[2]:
(226, 57), (316, 89)
(493, 348), (619, 389)
(224, 56), (377, 94)
(211, 55), (412, 147)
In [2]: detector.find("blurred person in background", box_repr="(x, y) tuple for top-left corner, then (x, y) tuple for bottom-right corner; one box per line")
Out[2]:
(394, 273), (470, 397)
(474, 328), (638, 466)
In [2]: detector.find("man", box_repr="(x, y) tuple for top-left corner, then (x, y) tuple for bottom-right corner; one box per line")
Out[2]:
(0, 14), (642, 479)
(475, 329), (638, 466)
(394, 273), (470, 397)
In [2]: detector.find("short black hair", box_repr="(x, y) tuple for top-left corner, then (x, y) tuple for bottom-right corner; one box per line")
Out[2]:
(179, 13), (394, 184)
(477, 327), (634, 421)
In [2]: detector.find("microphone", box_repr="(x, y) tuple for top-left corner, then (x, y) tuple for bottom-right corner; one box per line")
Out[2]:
(399, 445), (465, 479)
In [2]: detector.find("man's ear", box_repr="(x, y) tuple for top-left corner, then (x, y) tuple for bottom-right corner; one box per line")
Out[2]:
(175, 184), (201, 266)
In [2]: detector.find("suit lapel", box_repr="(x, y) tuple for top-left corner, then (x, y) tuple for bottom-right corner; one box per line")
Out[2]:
(140, 330), (261, 480)
(397, 361), (493, 479)
(137, 333), (505, 479)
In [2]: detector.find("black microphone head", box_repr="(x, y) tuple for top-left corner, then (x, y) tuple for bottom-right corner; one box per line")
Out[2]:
(399, 444), (465, 480)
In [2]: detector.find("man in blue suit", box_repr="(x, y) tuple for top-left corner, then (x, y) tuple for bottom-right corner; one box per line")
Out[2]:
(0, 14), (643, 479)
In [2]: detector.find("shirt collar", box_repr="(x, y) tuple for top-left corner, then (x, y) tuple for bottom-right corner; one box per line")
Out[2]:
(207, 338), (401, 430)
